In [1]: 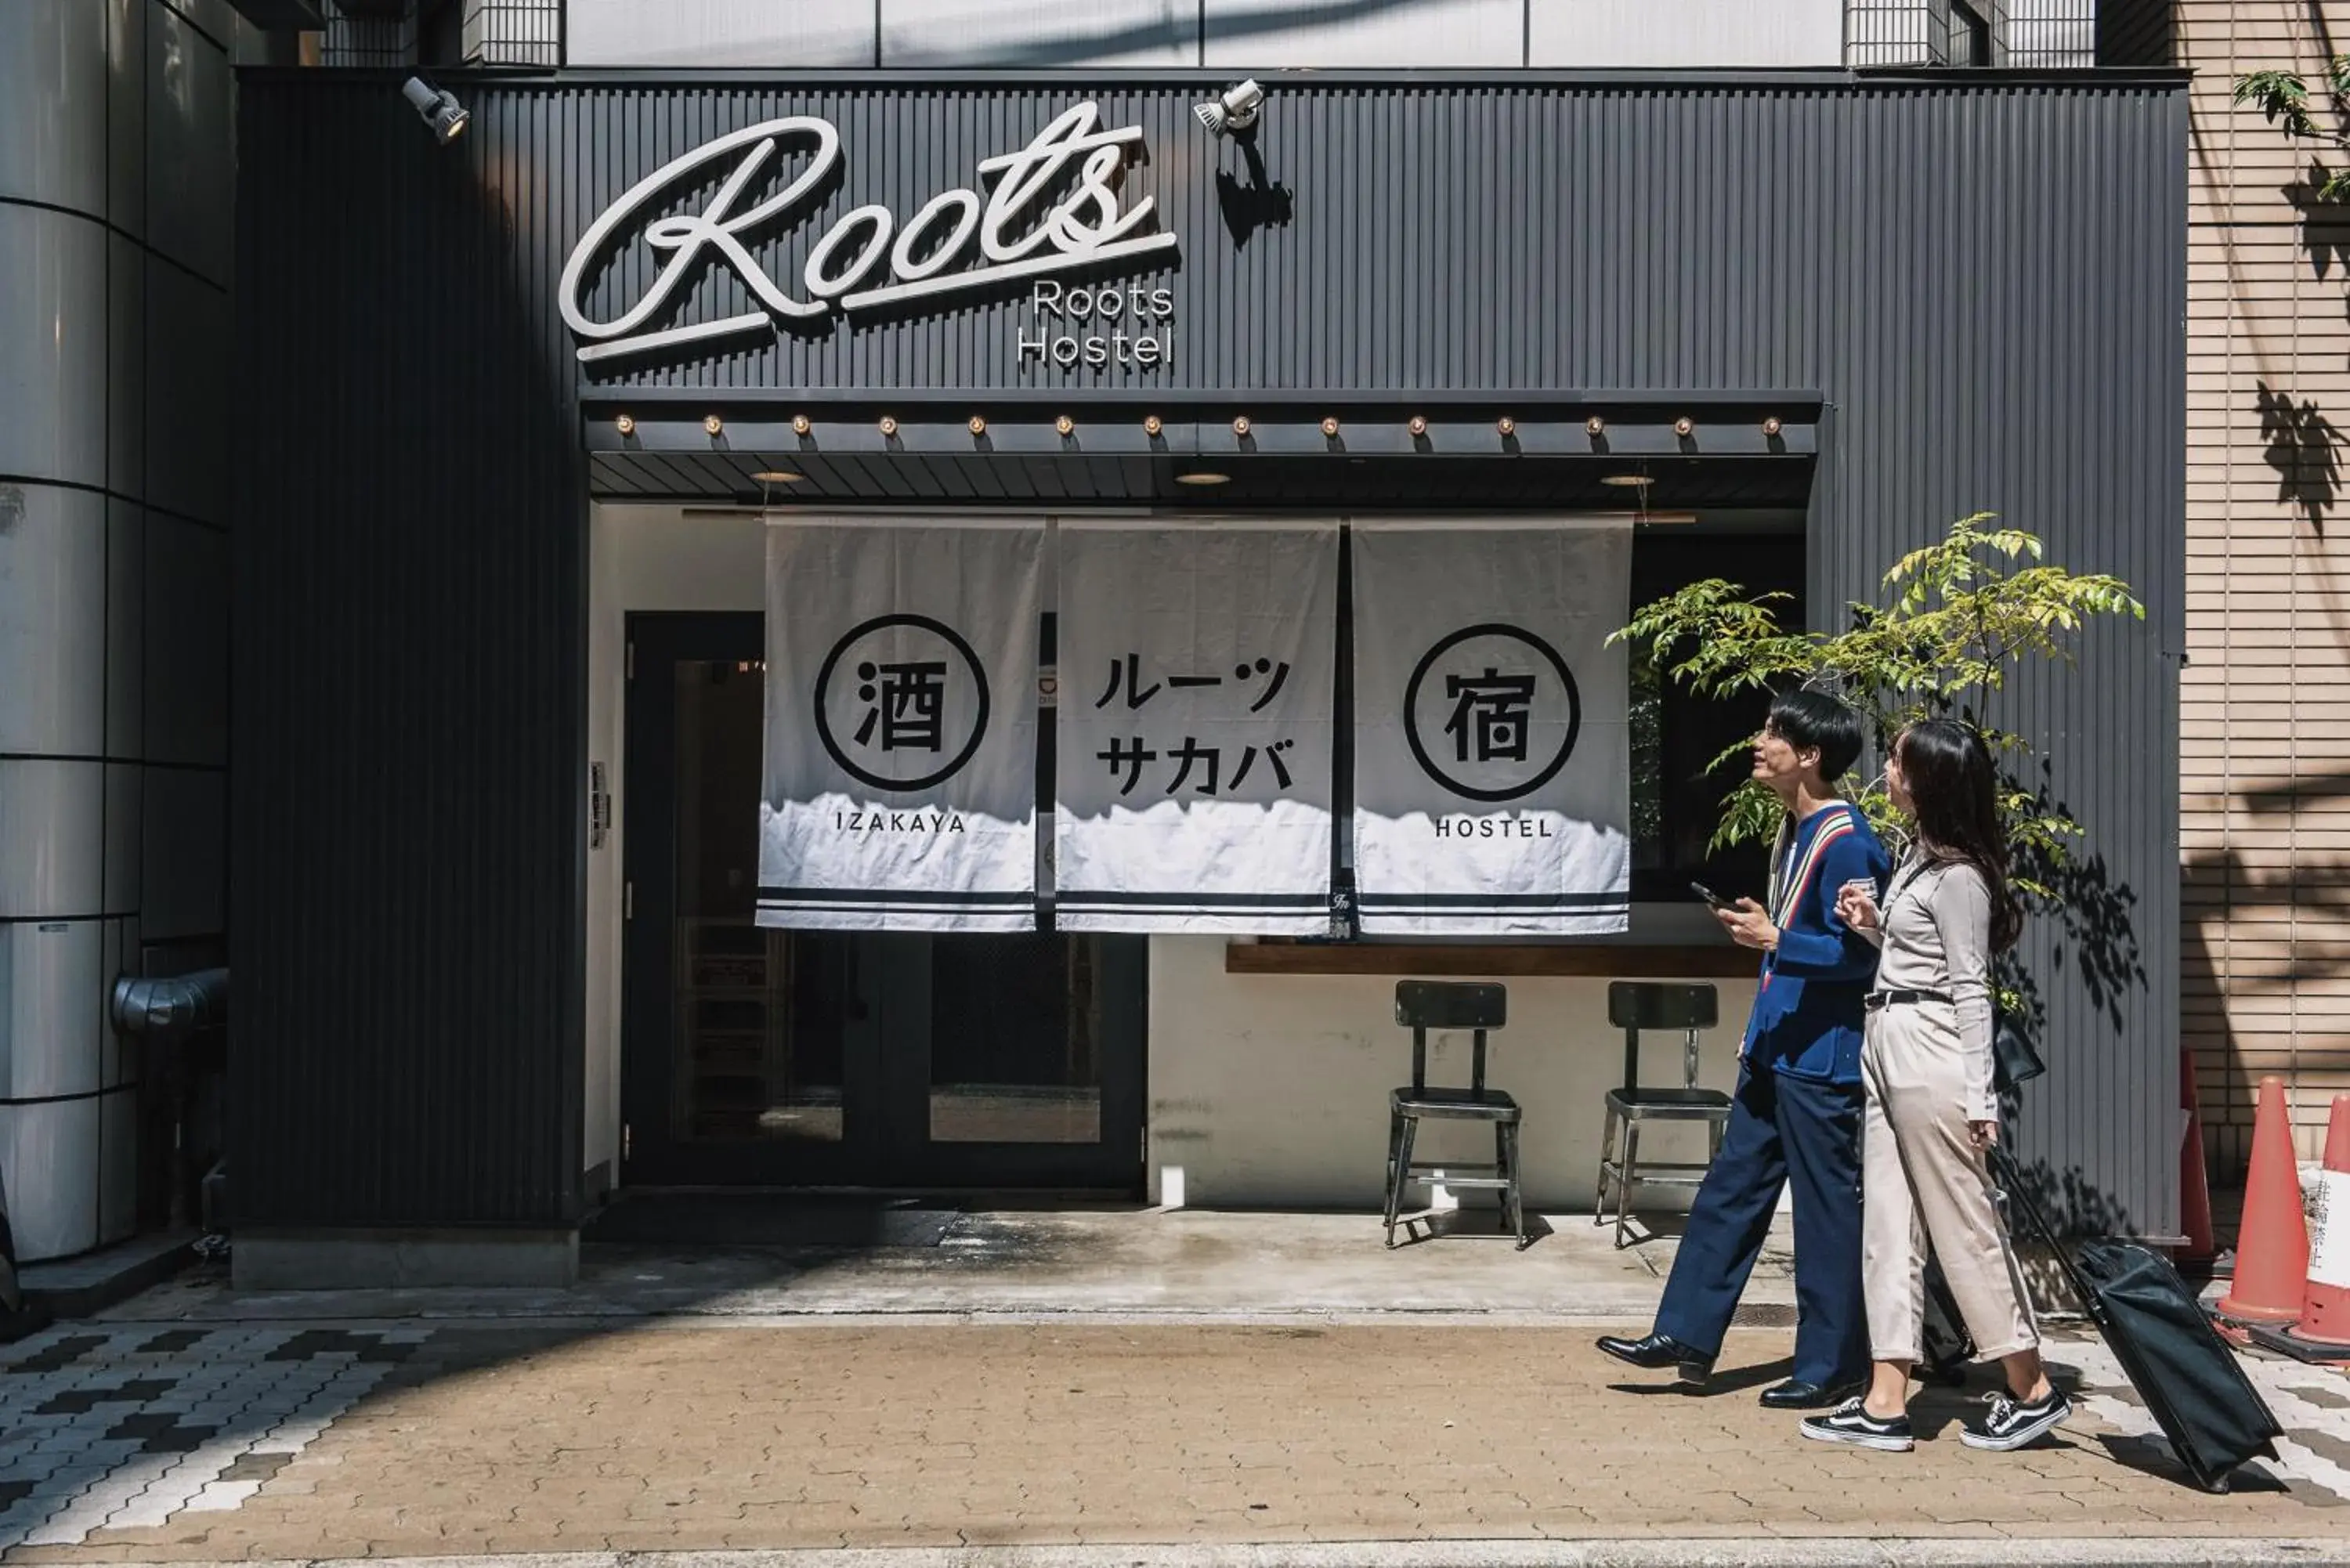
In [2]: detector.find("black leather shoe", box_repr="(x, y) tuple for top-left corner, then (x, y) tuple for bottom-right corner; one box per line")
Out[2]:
(1759, 1377), (1864, 1410)
(1595, 1333), (1715, 1386)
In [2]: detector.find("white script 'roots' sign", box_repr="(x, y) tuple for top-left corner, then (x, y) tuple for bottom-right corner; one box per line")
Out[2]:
(1055, 522), (1338, 934)
(1351, 521), (1632, 936)
(759, 519), (1041, 931)
(561, 101), (1177, 365)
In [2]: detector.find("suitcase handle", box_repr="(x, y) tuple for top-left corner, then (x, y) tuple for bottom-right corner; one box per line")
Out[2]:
(1989, 1143), (2106, 1331)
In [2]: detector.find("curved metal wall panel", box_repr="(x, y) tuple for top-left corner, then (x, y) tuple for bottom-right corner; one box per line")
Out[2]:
(143, 261), (232, 526)
(143, 0), (234, 287)
(0, 486), (108, 758)
(0, 0), (110, 216)
(0, 204), (109, 491)
(0, 1099), (100, 1259)
(0, 920), (107, 1102)
(0, 760), (106, 921)
(233, 74), (2184, 1234)
(107, 0), (146, 242)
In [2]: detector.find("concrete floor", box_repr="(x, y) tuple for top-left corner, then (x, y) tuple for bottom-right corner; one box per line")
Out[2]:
(96, 1203), (1798, 1325)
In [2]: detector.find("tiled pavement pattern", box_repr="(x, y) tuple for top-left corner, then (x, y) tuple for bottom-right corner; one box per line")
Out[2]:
(0, 1325), (428, 1552)
(5, 1322), (2350, 1560)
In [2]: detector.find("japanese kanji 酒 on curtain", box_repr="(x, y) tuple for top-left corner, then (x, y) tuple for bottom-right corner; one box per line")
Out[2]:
(757, 518), (1042, 931)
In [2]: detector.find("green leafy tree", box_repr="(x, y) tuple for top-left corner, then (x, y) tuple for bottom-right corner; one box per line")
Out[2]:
(1609, 515), (2146, 1016)
(2234, 57), (2350, 203)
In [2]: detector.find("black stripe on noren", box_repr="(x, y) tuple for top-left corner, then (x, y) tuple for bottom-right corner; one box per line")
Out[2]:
(1356, 892), (1631, 908)
(758, 902), (1034, 912)
(758, 903), (1033, 916)
(757, 886), (1032, 905)
(1055, 891), (1329, 908)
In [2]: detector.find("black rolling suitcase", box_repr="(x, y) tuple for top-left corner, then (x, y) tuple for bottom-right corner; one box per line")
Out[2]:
(1920, 1257), (1976, 1386)
(1993, 1145), (2283, 1492)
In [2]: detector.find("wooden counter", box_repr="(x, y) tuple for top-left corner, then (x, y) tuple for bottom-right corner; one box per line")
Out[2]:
(1223, 943), (1755, 977)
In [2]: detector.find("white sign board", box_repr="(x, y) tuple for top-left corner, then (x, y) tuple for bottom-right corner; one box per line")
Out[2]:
(1054, 522), (1339, 933)
(758, 519), (1041, 930)
(561, 101), (1179, 368)
(1351, 521), (1633, 935)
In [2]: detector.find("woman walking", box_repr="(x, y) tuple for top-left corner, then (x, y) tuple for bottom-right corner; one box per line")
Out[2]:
(1799, 718), (2070, 1454)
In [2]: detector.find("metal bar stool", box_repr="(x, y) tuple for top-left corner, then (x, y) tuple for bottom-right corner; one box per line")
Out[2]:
(1383, 980), (1525, 1250)
(1595, 981), (1727, 1248)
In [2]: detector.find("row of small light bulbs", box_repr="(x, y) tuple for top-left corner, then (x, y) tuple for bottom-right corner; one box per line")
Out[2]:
(616, 413), (1789, 441)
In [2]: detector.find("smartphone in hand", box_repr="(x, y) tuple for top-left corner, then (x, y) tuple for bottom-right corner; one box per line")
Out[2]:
(1690, 881), (1737, 911)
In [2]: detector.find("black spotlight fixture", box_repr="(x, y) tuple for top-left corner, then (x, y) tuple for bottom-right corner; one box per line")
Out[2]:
(402, 76), (469, 144)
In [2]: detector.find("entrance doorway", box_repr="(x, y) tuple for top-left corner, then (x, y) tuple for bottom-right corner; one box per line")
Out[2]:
(621, 612), (1146, 1189)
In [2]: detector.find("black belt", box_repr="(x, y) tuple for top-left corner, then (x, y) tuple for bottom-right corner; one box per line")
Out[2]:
(1865, 988), (1953, 1010)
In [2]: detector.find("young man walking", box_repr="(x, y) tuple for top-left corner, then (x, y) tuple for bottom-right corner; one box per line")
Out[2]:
(1598, 688), (1889, 1408)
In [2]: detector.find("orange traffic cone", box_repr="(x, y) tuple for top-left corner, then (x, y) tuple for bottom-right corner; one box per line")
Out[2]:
(2216, 1075), (2310, 1324)
(2294, 1097), (2350, 1347)
(2179, 1048), (2217, 1269)
(2248, 1097), (2350, 1361)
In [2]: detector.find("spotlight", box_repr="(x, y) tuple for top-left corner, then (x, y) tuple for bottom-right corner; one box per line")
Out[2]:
(1194, 78), (1266, 138)
(401, 76), (469, 144)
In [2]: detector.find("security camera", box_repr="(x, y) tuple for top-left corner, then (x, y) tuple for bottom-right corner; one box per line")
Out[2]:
(402, 76), (469, 144)
(1194, 79), (1265, 138)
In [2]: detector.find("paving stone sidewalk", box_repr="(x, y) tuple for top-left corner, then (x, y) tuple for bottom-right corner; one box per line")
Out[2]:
(3, 1317), (2348, 1563)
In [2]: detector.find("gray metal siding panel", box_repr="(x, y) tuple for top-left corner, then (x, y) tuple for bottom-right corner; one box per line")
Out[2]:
(233, 72), (2182, 1234)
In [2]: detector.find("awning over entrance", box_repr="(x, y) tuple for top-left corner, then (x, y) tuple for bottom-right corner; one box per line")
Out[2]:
(582, 393), (1820, 511)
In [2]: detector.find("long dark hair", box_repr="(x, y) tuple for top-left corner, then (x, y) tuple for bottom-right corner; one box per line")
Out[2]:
(1896, 718), (2023, 952)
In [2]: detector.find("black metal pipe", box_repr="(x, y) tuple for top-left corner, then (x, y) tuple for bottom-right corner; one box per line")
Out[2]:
(110, 970), (229, 1041)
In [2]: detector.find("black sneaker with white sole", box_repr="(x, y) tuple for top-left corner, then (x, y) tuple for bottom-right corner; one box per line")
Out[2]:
(1799, 1396), (1915, 1452)
(1960, 1389), (2072, 1451)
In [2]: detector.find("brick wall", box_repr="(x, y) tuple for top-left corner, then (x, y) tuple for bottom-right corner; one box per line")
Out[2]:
(2181, 2), (2350, 1173)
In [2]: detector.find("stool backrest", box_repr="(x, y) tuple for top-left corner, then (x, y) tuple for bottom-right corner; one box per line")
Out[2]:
(1395, 981), (1507, 1097)
(1607, 981), (1719, 1094)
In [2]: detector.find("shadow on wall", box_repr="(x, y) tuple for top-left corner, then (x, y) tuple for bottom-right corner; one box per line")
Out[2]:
(1994, 767), (2148, 1235)
(896, 0), (1497, 68)
(2007, 765), (2147, 1039)
(2181, 763), (2350, 1174)
(2179, 379), (2350, 1180)
(2284, 163), (2350, 285)
(1215, 136), (1295, 251)
(2258, 378), (2345, 531)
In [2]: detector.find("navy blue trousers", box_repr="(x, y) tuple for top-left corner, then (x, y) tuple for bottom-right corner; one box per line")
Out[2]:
(1653, 1066), (1867, 1388)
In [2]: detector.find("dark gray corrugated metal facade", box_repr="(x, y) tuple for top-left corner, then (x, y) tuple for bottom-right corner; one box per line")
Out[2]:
(233, 70), (2185, 1237)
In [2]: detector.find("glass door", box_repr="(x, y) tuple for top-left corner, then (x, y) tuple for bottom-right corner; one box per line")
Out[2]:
(620, 612), (1144, 1190)
(622, 612), (885, 1184)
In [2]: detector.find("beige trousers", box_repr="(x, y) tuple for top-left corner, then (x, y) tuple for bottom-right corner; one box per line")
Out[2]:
(1860, 1002), (2040, 1364)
